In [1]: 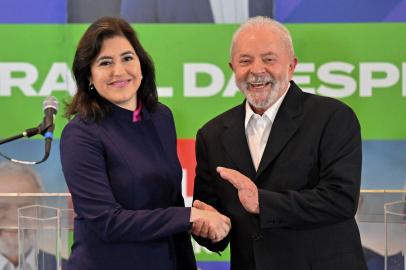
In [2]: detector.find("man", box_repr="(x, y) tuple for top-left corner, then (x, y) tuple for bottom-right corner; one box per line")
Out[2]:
(0, 161), (63, 270)
(192, 17), (367, 270)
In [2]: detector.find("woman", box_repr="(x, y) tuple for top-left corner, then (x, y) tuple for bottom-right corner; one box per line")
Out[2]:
(60, 17), (230, 270)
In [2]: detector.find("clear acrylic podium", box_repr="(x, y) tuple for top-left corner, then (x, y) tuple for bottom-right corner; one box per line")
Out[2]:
(0, 190), (404, 270)
(0, 193), (73, 270)
(357, 190), (406, 270)
(385, 200), (406, 270)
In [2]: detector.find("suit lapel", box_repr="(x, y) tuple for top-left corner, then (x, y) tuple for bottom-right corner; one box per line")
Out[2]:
(221, 103), (256, 180)
(256, 82), (304, 178)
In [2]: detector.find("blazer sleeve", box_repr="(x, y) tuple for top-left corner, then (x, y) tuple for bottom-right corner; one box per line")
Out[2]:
(172, 192), (197, 270)
(192, 129), (230, 252)
(258, 104), (362, 229)
(60, 119), (192, 243)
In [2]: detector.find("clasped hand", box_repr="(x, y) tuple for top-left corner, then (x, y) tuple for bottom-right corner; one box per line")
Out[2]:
(190, 200), (231, 243)
(191, 166), (259, 242)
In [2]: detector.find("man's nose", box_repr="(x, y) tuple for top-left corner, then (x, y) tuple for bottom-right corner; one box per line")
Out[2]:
(250, 59), (266, 74)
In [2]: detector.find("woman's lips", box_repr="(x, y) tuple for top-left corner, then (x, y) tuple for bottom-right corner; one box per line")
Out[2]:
(109, 79), (131, 88)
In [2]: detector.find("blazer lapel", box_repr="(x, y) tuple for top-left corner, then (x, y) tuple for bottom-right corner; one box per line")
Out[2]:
(256, 82), (304, 178)
(221, 103), (256, 180)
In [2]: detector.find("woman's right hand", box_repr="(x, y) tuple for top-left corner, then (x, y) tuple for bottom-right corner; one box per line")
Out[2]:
(190, 200), (231, 242)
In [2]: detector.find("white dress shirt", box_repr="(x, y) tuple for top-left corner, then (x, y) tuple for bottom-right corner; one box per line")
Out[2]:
(245, 85), (289, 170)
(0, 248), (35, 270)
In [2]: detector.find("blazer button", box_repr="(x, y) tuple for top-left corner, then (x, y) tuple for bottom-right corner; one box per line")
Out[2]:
(252, 233), (263, 241)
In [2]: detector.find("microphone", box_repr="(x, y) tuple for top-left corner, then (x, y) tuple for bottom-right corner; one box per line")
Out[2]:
(0, 96), (58, 164)
(40, 96), (58, 162)
(40, 96), (58, 135)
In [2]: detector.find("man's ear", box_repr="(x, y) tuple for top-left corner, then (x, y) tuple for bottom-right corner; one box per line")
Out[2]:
(289, 57), (298, 72)
(229, 62), (234, 71)
(287, 57), (298, 80)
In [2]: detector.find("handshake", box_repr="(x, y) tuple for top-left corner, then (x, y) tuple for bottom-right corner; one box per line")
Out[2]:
(190, 167), (261, 242)
(190, 200), (231, 243)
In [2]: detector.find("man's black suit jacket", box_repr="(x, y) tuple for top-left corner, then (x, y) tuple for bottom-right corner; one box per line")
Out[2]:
(193, 81), (367, 270)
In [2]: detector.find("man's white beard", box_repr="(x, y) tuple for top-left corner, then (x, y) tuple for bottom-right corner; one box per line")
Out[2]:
(238, 74), (287, 111)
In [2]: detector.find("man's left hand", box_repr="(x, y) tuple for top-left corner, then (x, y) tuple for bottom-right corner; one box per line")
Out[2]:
(216, 166), (259, 214)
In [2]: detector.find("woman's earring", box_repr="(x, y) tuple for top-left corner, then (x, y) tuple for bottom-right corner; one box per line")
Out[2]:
(89, 83), (95, 91)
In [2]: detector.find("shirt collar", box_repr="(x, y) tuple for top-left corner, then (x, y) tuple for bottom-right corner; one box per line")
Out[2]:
(24, 248), (36, 270)
(132, 100), (143, 122)
(0, 248), (35, 270)
(0, 252), (12, 270)
(244, 82), (290, 129)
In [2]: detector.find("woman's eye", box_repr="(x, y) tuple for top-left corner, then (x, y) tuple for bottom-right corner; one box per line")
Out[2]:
(99, 60), (112, 66)
(123, 55), (133, 62)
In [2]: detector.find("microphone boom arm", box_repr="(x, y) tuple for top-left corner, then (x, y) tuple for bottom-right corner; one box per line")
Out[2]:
(0, 96), (58, 164)
(0, 126), (42, 145)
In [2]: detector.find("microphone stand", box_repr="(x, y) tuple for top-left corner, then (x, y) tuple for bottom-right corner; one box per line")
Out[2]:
(1, 96), (58, 164)
(0, 127), (41, 145)
(0, 125), (51, 165)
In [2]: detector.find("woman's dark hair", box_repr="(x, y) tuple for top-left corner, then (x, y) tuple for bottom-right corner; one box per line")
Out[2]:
(65, 17), (158, 121)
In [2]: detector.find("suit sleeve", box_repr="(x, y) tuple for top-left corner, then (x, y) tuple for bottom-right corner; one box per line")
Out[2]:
(192, 129), (230, 252)
(172, 192), (197, 270)
(60, 120), (191, 243)
(258, 105), (362, 229)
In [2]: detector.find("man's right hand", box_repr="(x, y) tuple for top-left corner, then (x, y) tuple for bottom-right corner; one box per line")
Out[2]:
(190, 200), (231, 242)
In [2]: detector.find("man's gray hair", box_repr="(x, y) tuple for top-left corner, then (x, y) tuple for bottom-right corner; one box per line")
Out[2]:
(0, 161), (43, 191)
(230, 16), (295, 59)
